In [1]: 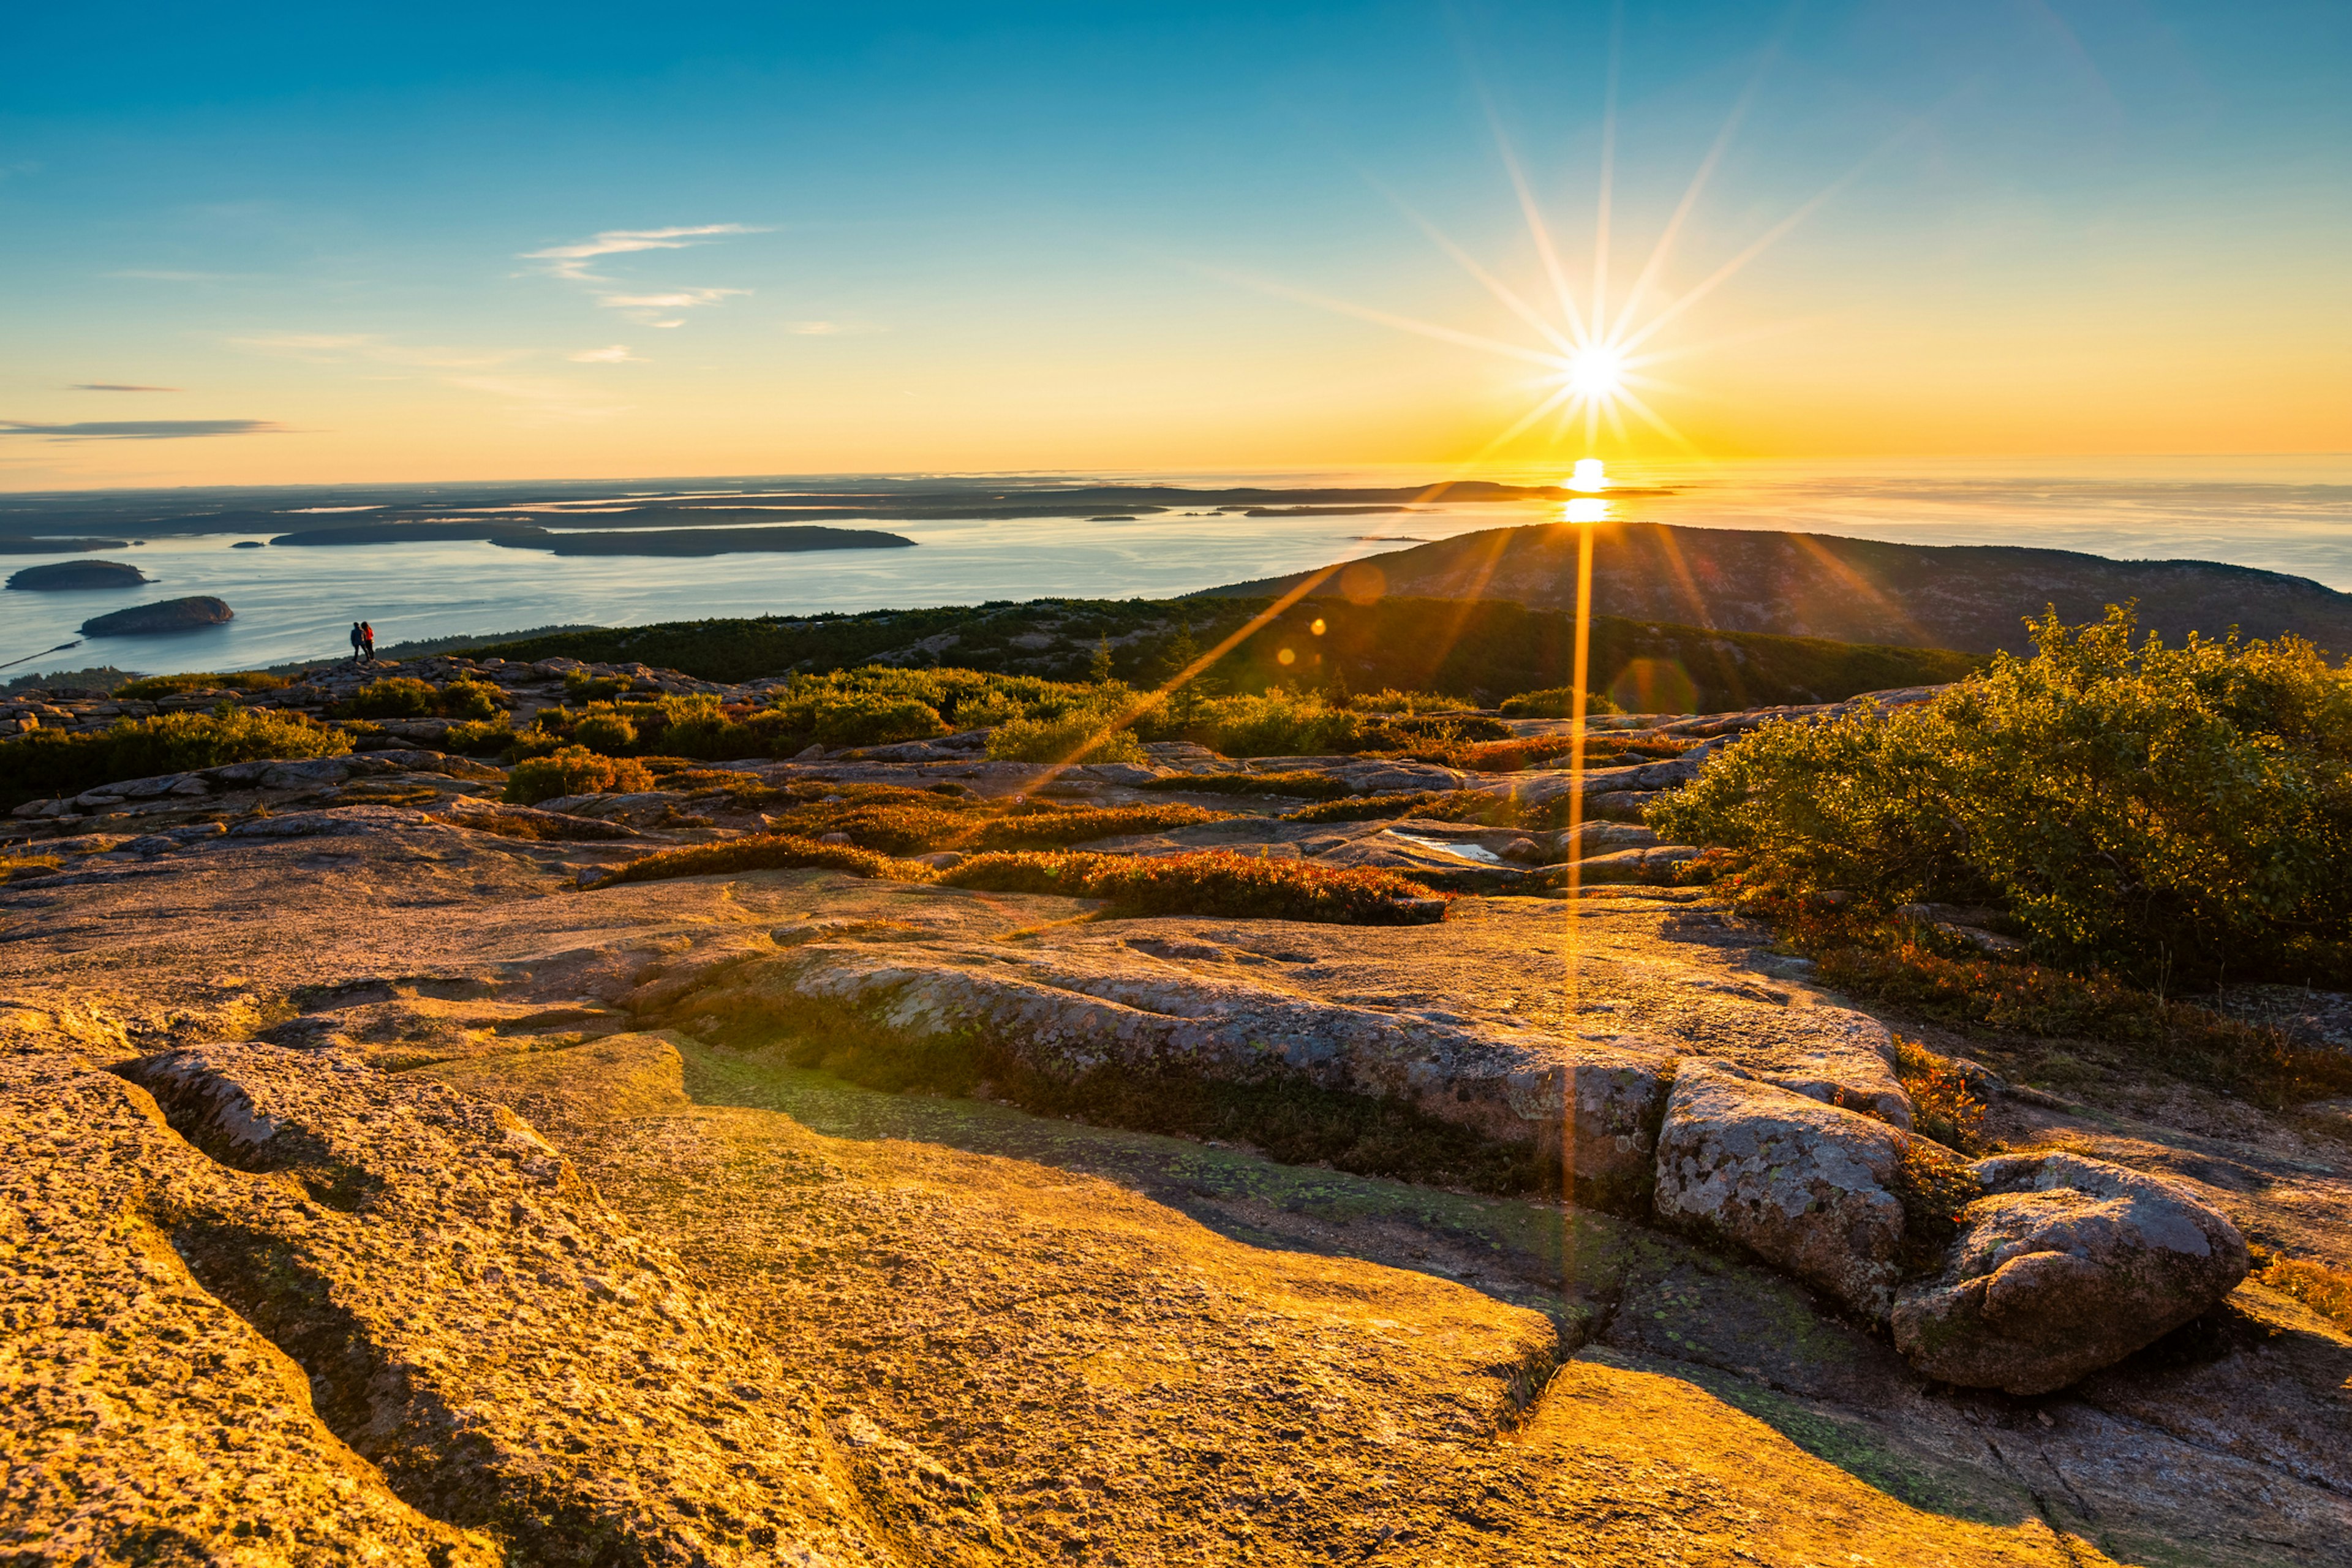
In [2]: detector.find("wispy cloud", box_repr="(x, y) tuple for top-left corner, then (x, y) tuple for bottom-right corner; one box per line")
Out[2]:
(0, 419), (284, 440)
(595, 287), (747, 325)
(70, 383), (181, 393)
(107, 269), (241, 282)
(230, 332), (518, 369)
(784, 319), (884, 336)
(521, 224), (765, 283)
(569, 345), (642, 363)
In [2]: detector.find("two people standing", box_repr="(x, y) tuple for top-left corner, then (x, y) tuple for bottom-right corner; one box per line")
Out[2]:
(349, 620), (376, 666)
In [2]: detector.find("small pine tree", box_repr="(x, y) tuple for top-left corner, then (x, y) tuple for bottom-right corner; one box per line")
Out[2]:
(1090, 636), (1115, 685)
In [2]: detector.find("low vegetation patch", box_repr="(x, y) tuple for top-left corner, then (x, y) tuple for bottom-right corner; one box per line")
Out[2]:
(1499, 687), (1621, 718)
(0, 707), (349, 807)
(2253, 1251), (2352, 1332)
(115, 671), (290, 699)
(1653, 606), (2352, 988)
(1891, 1037), (1989, 1155)
(940, 850), (1444, 924)
(504, 746), (655, 805)
(986, 705), (1145, 764)
(1139, 769), (1354, 799)
(584, 833), (922, 889)
(0, 853), (64, 885)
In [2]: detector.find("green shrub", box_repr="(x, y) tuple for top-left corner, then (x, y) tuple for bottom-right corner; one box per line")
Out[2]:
(115, 671), (290, 700)
(1346, 688), (1476, 715)
(1184, 690), (1363, 756)
(986, 705), (1145, 764)
(564, 669), (634, 701)
(1499, 687), (1624, 718)
(342, 677), (441, 718)
(940, 850), (1444, 924)
(966, 804), (1229, 850)
(0, 707), (350, 805)
(503, 746), (655, 805)
(437, 679), (503, 721)
(1652, 606), (2352, 986)
(444, 715), (515, 753)
(569, 712), (639, 752)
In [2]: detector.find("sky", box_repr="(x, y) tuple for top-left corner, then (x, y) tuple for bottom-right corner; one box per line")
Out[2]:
(2, 1), (2346, 489)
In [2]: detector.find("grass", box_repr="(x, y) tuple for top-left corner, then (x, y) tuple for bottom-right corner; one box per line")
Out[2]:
(582, 833), (924, 889)
(940, 850), (1445, 924)
(0, 853), (64, 885)
(1139, 769), (1354, 799)
(750, 783), (1232, 856)
(986, 706), (1146, 764)
(2253, 1252), (2352, 1332)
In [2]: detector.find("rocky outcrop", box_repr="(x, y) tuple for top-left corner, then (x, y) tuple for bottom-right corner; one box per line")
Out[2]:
(1651, 1061), (1911, 1321)
(4, 1042), (903, 1562)
(1893, 1151), (2252, 1395)
(78, 595), (234, 636)
(5, 558), (148, 590)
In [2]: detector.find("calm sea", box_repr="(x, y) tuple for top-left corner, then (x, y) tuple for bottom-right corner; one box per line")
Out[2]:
(6, 455), (2346, 680)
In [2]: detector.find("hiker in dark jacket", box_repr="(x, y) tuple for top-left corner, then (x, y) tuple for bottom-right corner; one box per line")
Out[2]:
(350, 622), (366, 665)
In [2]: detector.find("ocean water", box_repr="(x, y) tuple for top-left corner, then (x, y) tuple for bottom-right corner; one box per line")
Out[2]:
(4, 456), (2345, 680)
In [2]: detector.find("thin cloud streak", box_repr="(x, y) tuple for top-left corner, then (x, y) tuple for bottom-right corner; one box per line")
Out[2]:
(70, 383), (181, 393)
(569, 345), (642, 363)
(0, 419), (285, 440)
(521, 224), (766, 283)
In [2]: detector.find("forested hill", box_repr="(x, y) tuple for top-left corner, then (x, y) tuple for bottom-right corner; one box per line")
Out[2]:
(1202, 522), (2352, 654)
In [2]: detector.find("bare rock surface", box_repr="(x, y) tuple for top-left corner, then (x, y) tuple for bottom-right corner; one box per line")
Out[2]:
(1895, 1152), (2253, 1395)
(1653, 1061), (1912, 1319)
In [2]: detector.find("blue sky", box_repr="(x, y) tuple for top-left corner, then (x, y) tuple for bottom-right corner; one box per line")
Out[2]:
(3, 1), (2346, 486)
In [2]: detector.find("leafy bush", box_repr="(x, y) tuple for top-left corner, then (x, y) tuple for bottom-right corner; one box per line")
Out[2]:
(503, 746), (655, 805)
(437, 679), (503, 721)
(584, 833), (924, 889)
(116, 671), (290, 699)
(341, 677), (442, 718)
(940, 850), (1444, 924)
(1652, 607), (2352, 987)
(1891, 1038), (1988, 1154)
(569, 712), (639, 752)
(986, 705), (1145, 764)
(0, 707), (349, 805)
(1499, 687), (1623, 718)
(1346, 688), (1477, 715)
(443, 715), (516, 754)
(1181, 690), (1363, 756)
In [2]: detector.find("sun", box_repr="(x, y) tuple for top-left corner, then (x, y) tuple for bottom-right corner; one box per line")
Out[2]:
(1562, 345), (1625, 401)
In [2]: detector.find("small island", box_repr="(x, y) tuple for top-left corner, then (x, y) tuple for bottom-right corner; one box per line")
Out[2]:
(78, 595), (235, 636)
(6, 559), (151, 592)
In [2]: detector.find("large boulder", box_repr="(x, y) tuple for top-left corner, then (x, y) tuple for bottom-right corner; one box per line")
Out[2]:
(78, 595), (233, 636)
(6, 558), (148, 591)
(1893, 1150), (2251, 1395)
(1651, 1060), (1910, 1320)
